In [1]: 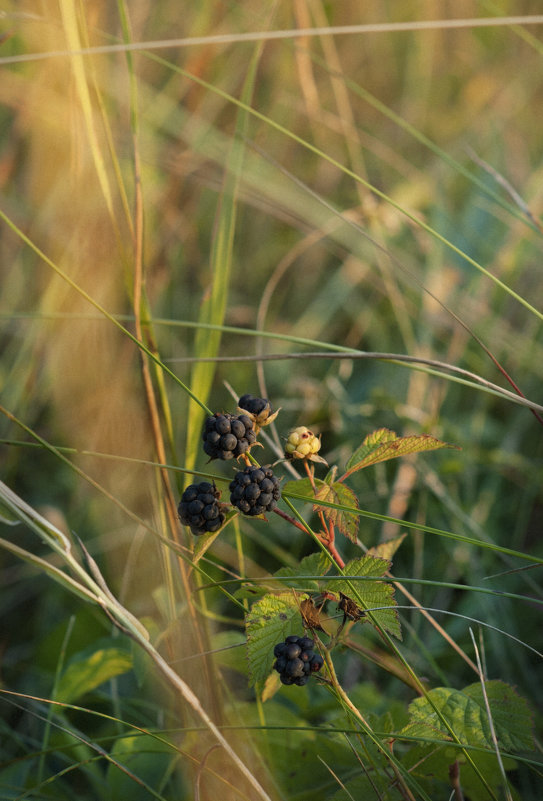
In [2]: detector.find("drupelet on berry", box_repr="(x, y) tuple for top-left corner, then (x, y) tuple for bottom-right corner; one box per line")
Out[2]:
(178, 482), (225, 535)
(202, 412), (256, 460)
(273, 635), (324, 686)
(229, 465), (281, 516)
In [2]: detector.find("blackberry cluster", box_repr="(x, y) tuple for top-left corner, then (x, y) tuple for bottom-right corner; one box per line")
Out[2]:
(202, 413), (256, 460)
(229, 465), (281, 516)
(178, 482), (225, 536)
(273, 635), (324, 686)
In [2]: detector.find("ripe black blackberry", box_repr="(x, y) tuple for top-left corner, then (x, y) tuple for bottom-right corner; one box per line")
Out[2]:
(178, 482), (226, 536)
(202, 412), (256, 460)
(237, 394), (279, 430)
(229, 465), (281, 516)
(273, 635), (324, 686)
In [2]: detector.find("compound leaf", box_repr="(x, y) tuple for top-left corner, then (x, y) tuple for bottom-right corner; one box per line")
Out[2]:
(314, 482), (359, 542)
(406, 681), (534, 752)
(344, 428), (457, 478)
(327, 555), (401, 639)
(273, 550), (332, 591)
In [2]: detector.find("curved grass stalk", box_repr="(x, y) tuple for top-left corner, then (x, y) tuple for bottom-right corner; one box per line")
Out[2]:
(0, 479), (274, 801)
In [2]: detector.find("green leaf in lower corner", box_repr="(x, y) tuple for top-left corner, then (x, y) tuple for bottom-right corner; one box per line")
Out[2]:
(314, 481), (359, 542)
(343, 427), (458, 477)
(406, 680), (534, 752)
(56, 638), (133, 703)
(245, 592), (300, 691)
(327, 555), (401, 639)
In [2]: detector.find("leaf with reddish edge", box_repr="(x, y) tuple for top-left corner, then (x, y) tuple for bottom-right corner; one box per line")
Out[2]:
(342, 428), (459, 479)
(314, 482), (359, 542)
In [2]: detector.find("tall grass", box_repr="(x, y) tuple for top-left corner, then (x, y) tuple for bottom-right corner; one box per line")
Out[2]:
(1, 2), (542, 799)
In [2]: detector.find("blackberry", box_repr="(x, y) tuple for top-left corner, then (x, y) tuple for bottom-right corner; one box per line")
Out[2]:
(202, 412), (256, 460)
(238, 394), (279, 430)
(178, 482), (226, 536)
(273, 635), (323, 686)
(229, 465), (281, 516)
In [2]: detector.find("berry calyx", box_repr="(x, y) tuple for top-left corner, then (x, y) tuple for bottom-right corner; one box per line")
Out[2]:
(178, 482), (226, 536)
(229, 465), (281, 516)
(238, 394), (280, 432)
(272, 635), (323, 686)
(284, 426), (327, 464)
(202, 413), (257, 460)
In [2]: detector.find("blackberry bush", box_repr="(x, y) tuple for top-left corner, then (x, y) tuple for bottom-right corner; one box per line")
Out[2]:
(202, 412), (256, 460)
(273, 635), (324, 686)
(177, 481), (226, 535)
(229, 465), (281, 516)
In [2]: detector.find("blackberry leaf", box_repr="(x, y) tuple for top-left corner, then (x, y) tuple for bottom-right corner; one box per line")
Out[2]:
(343, 428), (458, 479)
(245, 593), (299, 691)
(327, 555), (401, 640)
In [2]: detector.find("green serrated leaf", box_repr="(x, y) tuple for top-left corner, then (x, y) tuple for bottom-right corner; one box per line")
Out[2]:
(407, 681), (534, 752)
(399, 719), (453, 743)
(245, 592), (300, 691)
(328, 555), (401, 639)
(56, 641), (133, 703)
(463, 681), (535, 751)
(282, 476), (326, 498)
(344, 428), (458, 477)
(345, 428), (397, 470)
(314, 482), (359, 542)
(273, 550), (331, 591)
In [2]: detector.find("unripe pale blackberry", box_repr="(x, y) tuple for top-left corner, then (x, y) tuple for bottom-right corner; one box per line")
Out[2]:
(273, 635), (323, 686)
(284, 426), (327, 464)
(202, 413), (256, 460)
(229, 465), (281, 516)
(238, 394), (279, 430)
(178, 482), (226, 536)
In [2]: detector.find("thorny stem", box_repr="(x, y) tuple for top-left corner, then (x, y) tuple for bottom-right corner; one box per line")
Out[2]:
(273, 506), (345, 567)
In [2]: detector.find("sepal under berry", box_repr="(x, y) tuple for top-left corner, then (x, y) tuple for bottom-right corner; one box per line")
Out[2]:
(238, 393), (280, 432)
(284, 426), (328, 464)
